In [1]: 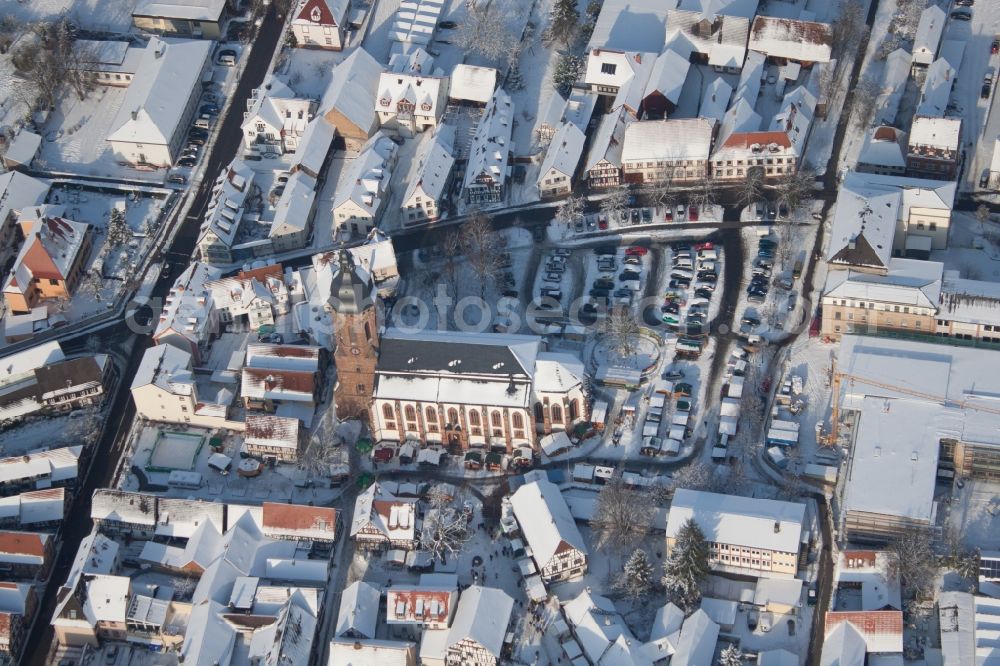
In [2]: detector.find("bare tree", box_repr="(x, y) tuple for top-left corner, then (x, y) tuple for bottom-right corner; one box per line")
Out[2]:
(644, 176), (677, 211)
(555, 195), (584, 227)
(455, 2), (516, 65)
(599, 186), (629, 224)
(421, 506), (471, 564)
(887, 527), (937, 601)
(670, 461), (723, 493)
(590, 475), (655, 552)
(689, 178), (716, 211)
(775, 167), (815, 216)
(942, 528), (979, 584)
(441, 229), (464, 298)
(601, 306), (640, 359)
(832, 0), (867, 59)
(82, 270), (106, 302)
(852, 74), (880, 130)
(738, 166), (765, 213)
(461, 211), (503, 298)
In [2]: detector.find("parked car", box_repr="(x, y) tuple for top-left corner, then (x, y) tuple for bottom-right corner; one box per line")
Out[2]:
(177, 157), (197, 168)
(950, 8), (971, 19)
(993, 39), (1000, 54)
(620, 270), (642, 281)
(594, 245), (616, 255)
(625, 246), (648, 256)
(438, 20), (457, 28)
(694, 287), (714, 299)
(787, 292), (797, 311)
(598, 218), (609, 230)
(669, 278), (691, 289)
(641, 208), (652, 222)
(200, 103), (219, 115)
(984, 76), (993, 99)
(187, 135), (206, 146)
(624, 256), (641, 265)
(688, 206), (699, 221)
(544, 272), (562, 283)
(167, 174), (187, 185)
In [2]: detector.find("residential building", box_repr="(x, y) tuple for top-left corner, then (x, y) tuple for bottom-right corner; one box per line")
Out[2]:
(261, 501), (337, 545)
(386, 574), (458, 629)
(289, 116), (336, 179)
(335, 580), (380, 639)
(821, 258), (943, 338)
(0, 172), (49, 274)
(0, 582), (36, 664)
(938, 591), (1000, 665)
(698, 77), (734, 124)
(375, 70), (447, 136)
(826, 172), (955, 272)
(243, 414), (301, 462)
(820, 618), (869, 666)
(328, 639), (417, 666)
(584, 108), (629, 189)
(748, 16), (833, 66)
(320, 48), (384, 151)
(349, 484), (418, 550)
(241, 80), (316, 155)
(536, 122), (585, 198)
(107, 37), (213, 167)
(916, 56), (959, 118)
(711, 131), (796, 180)
(447, 65), (497, 106)
(370, 330), (587, 452)
(269, 170), (317, 252)
(907, 117), (962, 180)
(584, 49), (652, 97)
(426, 586), (513, 666)
(0, 488), (66, 530)
(824, 611), (903, 655)
(834, 550), (902, 612)
(2, 205), (93, 314)
(621, 118), (714, 184)
(152, 262), (220, 361)
(205, 265), (288, 331)
(291, 0), (351, 50)
(857, 126), (908, 176)
(131, 344), (238, 429)
(400, 125), (455, 225)
(717, 51), (765, 145)
(875, 49), (912, 127)
(562, 589), (653, 665)
(347, 230), (399, 289)
(196, 159), (257, 265)
(587, 0), (669, 54)
(664, 9), (750, 74)
(0, 530), (53, 580)
(509, 477), (588, 582)
(912, 5), (946, 68)
(73, 39), (145, 87)
(33, 355), (115, 412)
(0, 446), (81, 496)
(241, 343), (323, 421)
(131, 0), (227, 37)
(666, 489), (807, 578)
(332, 133), (398, 236)
(462, 88), (513, 205)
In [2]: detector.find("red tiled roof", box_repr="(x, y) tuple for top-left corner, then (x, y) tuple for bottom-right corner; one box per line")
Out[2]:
(0, 531), (46, 557)
(262, 502), (336, 533)
(720, 131), (792, 150)
(825, 610), (903, 637)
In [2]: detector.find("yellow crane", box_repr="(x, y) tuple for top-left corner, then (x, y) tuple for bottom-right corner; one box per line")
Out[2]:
(820, 358), (1000, 447)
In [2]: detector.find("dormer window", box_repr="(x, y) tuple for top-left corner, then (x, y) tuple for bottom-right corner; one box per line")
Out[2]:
(310, 6), (322, 22)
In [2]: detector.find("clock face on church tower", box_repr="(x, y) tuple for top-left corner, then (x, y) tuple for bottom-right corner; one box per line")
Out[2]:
(351, 347), (360, 355)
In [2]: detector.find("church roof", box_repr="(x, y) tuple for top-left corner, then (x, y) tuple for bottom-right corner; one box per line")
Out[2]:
(328, 250), (374, 315)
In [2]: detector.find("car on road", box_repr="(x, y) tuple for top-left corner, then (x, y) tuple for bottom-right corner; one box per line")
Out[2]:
(993, 39), (1000, 54)
(951, 8), (971, 19)
(200, 103), (219, 115)
(177, 157), (197, 168)
(984, 76), (993, 99)
(625, 246), (648, 256)
(598, 218), (609, 230)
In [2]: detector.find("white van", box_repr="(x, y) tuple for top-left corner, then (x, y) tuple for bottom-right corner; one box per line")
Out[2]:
(698, 248), (718, 261)
(673, 257), (693, 269)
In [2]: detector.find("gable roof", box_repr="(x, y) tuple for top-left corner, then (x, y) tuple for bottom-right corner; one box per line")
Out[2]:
(823, 258), (943, 310)
(292, 0), (349, 26)
(584, 107), (630, 172)
(261, 502), (336, 541)
(622, 119), (715, 163)
(336, 580), (381, 638)
(133, 0), (226, 21)
(446, 586), (513, 657)
(510, 478), (587, 569)
(749, 16), (833, 63)
(3, 206), (89, 297)
(537, 122), (585, 183)
(825, 611), (903, 654)
(320, 48), (384, 135)
(403, 125), (455, 205)
(448, 65), (497, 104)
(108, 38), (212, 146)
(377, 329), (539, 377)
(820, 620), (868, 666)
(462, 88), (513, 189)
(643, 49), (690, 108)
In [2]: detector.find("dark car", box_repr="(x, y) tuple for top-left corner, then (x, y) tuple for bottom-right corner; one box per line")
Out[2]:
(630, 209), (641, 225)
(438, 20), (457, 28)
(950, 9), (971, 19)
(177, 157), (197, 168)
(219, 48), (237, 58)
(662, 302), (680, 314)
(748, 292), (766, 303)
(590, 288), (611, 298)
(613, 288), (633, 298)
(619, 270), (641, 281)
(983, 77), (993, 99)
(167, 174), (187, 185)
(189, 128), (208, 140)
(594, 245), (616, 255)
(697, 271), (717, 282)
(593, 278), (614, 289)
(694, 287), (714, 299)
(187, 136), (206, 146)
(993, 39), (1000, 54)
(200, 103), (219, 115)
(641, 208), (652, 222)
(669, 278), (691, 289)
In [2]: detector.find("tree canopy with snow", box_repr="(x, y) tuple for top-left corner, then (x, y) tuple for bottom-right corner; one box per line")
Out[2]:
(616, 548), (655, 600)
(662, 517), (710, 612)
(590, 475), (655, 552)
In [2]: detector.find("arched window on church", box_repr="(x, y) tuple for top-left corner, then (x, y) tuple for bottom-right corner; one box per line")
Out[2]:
(551, 404), (563, 424)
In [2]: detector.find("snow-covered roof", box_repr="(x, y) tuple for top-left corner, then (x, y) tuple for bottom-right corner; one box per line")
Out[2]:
(622, 119), (714, 164)
(859, 126), (907, 170)
(336, 581), (381, 638)
(992, 139), (1000, 174)
(676, 0), (758, 20)
(3, 129), (40, 167)
(320, 48), (384, 135)
(462, 88), (513, 191)
(823, 258), (942, 310)
(386, 574), (458, 626)
(753, 578), (803, 610)
(290, 116), (336, 177)
(269, 171), (316, 238)
(820, 620), (868, 666)
(912, 5), (946, 66)
(262, 502), (336, 542)
(670, 609), (719, 666)
(939, 592), (1000, 665)
(564, 589), (651, 665)
(0, 340), (63, 389)
(836, 550), (901, 611)
(91, 489), (157, 526)
(3, 206), (89, 300)
(909, 116), (961, 151)
(0, 172), (49, 240)
(939, 270), (1000, 326)
(0, 446), (80, 487)
(333, 133), (397, 218)
(133, 0), (225, 21)
(665, 10), (749, 69)
(108, 38), (212, 147)
(292, 0), (350, 27)
(0, 488), (65, 526)
(153, 262), (219, 347)
(448, 65), (497, 104)
(717, 98), (762, 147)
(245, 414), (299, 450)
(534, 352), (584, 393)
(648, 602), (684, 643)
(875, 49), (911, 126)
(242, 80), (313, 138)
(584, 108), (630, 172)
(446, 586), (513, 658)
(347, 231), (398, 280)
(510, 478), (587, 570)
(769, 85), (816, 156)
(644, 49), (690, 108)
(198, 159), (256, 249)
(402, 124), (455, 206)
(825, 611), (903, 653)
(749, 16), (832, 63)
(585, 49), (650, 91)
(376, 71), (445, 119)
(131, 343), (194, 397)
(378, 329), (539, 378)
(698, 77), (733, 123)
(588, 0), (669, 52)
(328, 639), (416, 666)
(537, 122), (585, 185)
(84, 575), (130, 624)
(666, 488), (806, 554)
(391, 0), (443, 45)
(350, 484), (418, 543)
(156, 497), (224, 539)
(916, 58), (958, 118)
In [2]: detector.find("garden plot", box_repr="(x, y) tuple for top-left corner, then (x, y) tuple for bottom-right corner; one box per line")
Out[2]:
(0, 408), (99, 458)
(274, 47), (345, 99)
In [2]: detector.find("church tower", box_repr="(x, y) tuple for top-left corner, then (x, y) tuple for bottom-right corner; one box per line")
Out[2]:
(329, 250), (379, 421)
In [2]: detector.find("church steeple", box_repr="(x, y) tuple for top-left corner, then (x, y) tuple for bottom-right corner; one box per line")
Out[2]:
(330, 249), (380, 421)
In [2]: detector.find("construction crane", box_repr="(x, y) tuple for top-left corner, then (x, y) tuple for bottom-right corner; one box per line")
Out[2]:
(819, 357), (1000, 447)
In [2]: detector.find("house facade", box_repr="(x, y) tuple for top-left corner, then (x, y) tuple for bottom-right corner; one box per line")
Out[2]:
(400, 126), (455, 225)
(621, 119), (714, 184)
(241, 81), (316, 156)
(349, 484), (419, 550)
(291, 0), (351, 50)
(34, 355), (115, 412)
(510, 478), (588, 583)
(906, 117), (961, 181)
(375, 72), (446, 136)
(332, 134), (398, 236)
(131, 0), (227, 38)
(461, 88), (513, 206)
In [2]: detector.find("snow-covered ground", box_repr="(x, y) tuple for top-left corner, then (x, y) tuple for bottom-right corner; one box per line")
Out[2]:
(931, 211), (1000, 281)
(0, 408), (97, 457)
(0, 0), (140, 33)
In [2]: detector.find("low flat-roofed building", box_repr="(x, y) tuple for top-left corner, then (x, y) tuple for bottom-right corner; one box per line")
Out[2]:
(132, 0), (227, 38)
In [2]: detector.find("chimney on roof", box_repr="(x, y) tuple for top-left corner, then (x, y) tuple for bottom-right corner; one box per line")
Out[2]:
(774, 521), (781, 533)
(131, 110), (138, 121)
